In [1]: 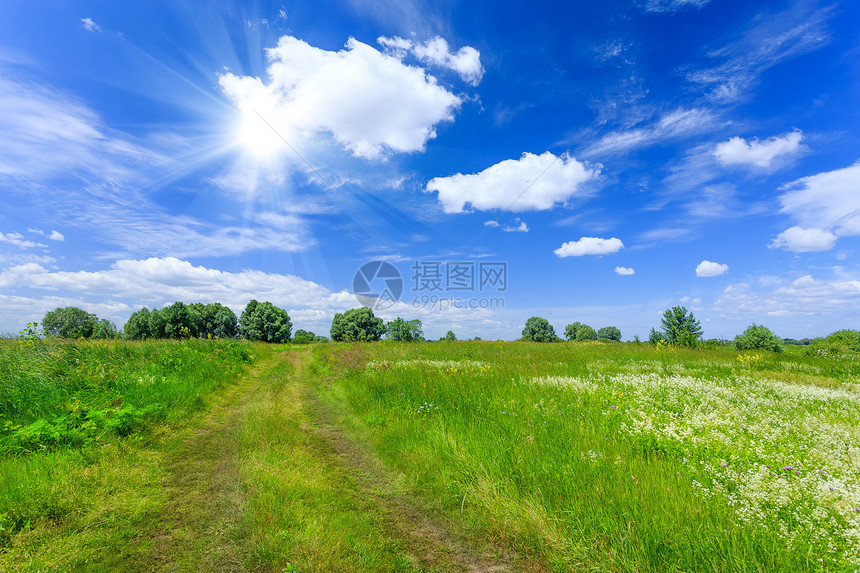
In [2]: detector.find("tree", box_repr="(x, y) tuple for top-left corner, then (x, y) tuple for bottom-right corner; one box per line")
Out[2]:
(734, 324), (784, 352)
(522, 317), (559, 342)
(124, 308), (152, 340)
(564, 322), (583, 341)
(386, 318), (423, 342)
(444, 330), (457, 342)
(598, 326), (622, 341)
(659, 306), (703, 347)
(192, 303), (238, 338)
(42, 307), (98, 339)
(149, 308), (167, 339)
(293, 329), (315, 344)
(92, 318), (118, 339)
(161, 302), (196, 339)
(330, 308), (386, 342)
(648, 327), (666, 345)
(239, 300), (292, 342)
(565, 322), (597, 341)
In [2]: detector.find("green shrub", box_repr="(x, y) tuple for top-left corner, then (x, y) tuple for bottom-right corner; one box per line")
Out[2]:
(734, 324), (784, 353)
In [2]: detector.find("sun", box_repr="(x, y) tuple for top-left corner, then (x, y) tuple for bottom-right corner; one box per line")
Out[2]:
(235, 105), (287, 160)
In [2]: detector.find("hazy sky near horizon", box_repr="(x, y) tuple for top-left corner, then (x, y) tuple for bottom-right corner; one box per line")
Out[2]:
(1, 0), (858, 340)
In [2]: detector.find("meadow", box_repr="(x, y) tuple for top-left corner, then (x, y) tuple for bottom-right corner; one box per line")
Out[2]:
(2, 337), (860, 571)
(314, 341), (860, 572)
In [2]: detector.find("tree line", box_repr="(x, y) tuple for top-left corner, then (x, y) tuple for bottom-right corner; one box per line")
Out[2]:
(24, 303), (860, 354)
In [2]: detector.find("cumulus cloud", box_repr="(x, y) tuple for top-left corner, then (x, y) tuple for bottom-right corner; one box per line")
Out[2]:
(554, 237), (623, 258)
(0, 232), (46, 249)
(425, 152), (598, 213)
(769, 226), (837, 253)
(778, 161), (860, 238)
(696, 260), (729, 277)
(614, 266), (635, 275)
(219, 36), (462, 160)
(378, 36), (484, 86)
(0, 257), (353, 313)
(714, 130), (804, 168)
(81, 18), (102, 33)
(48, 230), (64, 241)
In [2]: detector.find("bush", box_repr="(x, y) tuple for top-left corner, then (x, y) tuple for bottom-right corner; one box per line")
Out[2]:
(386, 318), (423, 342)
(734, 324), (784, 353)
(825, 330), (860, 352)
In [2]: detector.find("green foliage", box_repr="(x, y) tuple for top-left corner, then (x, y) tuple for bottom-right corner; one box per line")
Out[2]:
(125, 303), (237, 340)
(239, 300), (292, 343)
(522, 317), (559, 342)
(597, 326), (622, 341)
(0, 338), (253, 453)
(565, 322), (597, 341)
(385, 318), (423, 342)
(734, 324), (784, 352)
(659, 306), (703, 347)
(444, 330), (457, 342)
(648, 327), (666, 345)
(330, 308), (385, 342)
(41, 307), (116, 340)
(825, 329), (860, 351)
(293, 329), (314, 344)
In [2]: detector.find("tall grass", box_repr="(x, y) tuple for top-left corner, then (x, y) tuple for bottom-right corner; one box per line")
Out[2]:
(0, 338), (254, 558)
(316, 341), (860, 572)
(0, 338), (252, 453)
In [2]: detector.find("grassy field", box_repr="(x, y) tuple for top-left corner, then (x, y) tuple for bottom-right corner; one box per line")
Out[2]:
(2, 338), (859, 571)
(313, 341), (860, 572)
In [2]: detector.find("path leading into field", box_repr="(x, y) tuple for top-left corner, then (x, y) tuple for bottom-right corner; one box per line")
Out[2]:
(148, 348), (522, 572)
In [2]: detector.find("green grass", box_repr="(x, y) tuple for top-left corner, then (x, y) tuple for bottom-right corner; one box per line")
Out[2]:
(4, 338), (859, 571)
(314, 340), (860, 572)
(0, 337), (254, 568)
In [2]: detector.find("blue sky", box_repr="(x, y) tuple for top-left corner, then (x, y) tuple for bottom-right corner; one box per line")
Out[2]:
(1, 0), (858, 340)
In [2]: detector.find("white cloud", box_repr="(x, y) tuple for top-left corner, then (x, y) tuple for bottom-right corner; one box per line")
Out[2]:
(614, 266), (635, 275)
(0, 75), (168, 182)
(484, 218), (529, 232)
(48, 230), (64, 242)
(769, 226), (837, 253)
(778, 161), (860, 238)
(696, 260), (729, 277)
(686, 4), (832, 102)
(585, 108), (719, 156)
(0, 257), (354, 316)
(715, 272), (860, 320)
(0, 232), (46, 249)
(714, 130), (804, 168)
(378, 36), (484, 86)
(643, 0), (711, 14)
(81, 18), (102, 33)
(555, 237), (623, 258)
(219, 35), (462, 160)
(425, 152), (598, 213)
